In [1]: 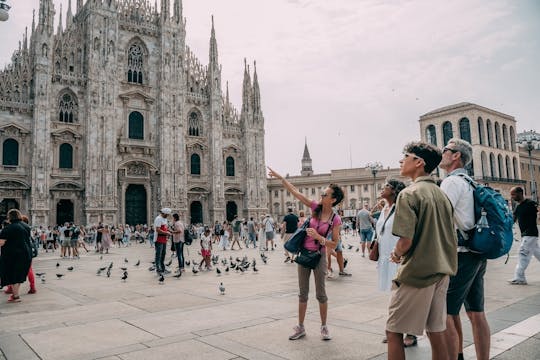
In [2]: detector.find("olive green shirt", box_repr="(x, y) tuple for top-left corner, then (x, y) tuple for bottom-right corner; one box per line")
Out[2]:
(392, 176), (457, 288)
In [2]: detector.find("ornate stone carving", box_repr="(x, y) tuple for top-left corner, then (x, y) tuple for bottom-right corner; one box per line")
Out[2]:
(126, 162), (148, 176)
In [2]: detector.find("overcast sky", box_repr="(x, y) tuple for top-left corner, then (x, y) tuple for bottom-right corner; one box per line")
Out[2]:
(1, 0), (539, 175)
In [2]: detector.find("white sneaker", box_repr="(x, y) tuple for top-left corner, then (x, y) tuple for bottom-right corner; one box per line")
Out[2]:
(289, 325), (306, 340)
(508, 279), (528, 285)
(321, 325), (331, 340)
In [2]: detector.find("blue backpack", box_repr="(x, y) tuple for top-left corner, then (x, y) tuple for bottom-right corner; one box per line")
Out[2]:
(457, 174), (514, 259)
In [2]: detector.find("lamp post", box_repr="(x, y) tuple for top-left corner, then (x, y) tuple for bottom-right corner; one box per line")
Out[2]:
(526, 140), (538, 203)
(366, 162), (383, 207)
(0, 1), (11, 22)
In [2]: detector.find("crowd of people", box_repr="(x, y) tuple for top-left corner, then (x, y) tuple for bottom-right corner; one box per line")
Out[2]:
(0, 138), (538, 360)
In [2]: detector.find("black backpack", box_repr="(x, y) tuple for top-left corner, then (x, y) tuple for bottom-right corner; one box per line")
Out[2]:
(184, 229), (193, 245)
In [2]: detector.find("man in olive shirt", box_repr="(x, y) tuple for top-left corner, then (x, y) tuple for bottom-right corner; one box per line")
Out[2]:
(386, 141), (457, 360)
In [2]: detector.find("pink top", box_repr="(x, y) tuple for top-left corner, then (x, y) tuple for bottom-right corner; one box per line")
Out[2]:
(303, 201), (342, 252)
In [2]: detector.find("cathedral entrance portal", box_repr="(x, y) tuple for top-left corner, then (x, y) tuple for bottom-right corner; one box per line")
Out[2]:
(0, 199), (19, 223)
(190, 201), (203, 224)
(56, 199), (74, 225)
(125, 185), (147, 226)
(226, 201), (237, 222)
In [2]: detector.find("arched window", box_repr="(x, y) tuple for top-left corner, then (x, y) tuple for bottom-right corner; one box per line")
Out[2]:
(58, 92), (77, 123)
(59, 143), (73, 169)
(225, 156), (235, 176)
(489, 153), (496, 177)
(495, 122), (501, 149)
(127, 44), (144, 84)
(459, 118), (471, 143)
(510, 126), (516, 151)
(2, 138), (19, 166)
(513, 157), (519, 179)
(426, 125), (437, 146)
(477, 117), (485, 145)
(502, 124), (509, 150)
(486, 120), (493, 147)
(190, 153), (201, 175)
(505, 156), (511, 179)
(497, 154), (503, 179)
(128, 111), (144, 140)
(442, 121), (453, 145)
(481, 151), (487, 177)
(188, 111), (202, 136)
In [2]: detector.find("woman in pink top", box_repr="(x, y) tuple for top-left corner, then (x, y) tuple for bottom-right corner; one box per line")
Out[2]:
(268, 167), (343, 341)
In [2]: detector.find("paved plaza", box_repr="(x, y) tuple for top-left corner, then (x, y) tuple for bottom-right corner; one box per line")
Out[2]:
(0, 233), (539, 360)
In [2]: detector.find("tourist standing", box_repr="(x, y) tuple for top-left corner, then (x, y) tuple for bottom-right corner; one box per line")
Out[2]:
(246, 217), (257, 248)
(154, 208), (172, 275)
(171, 213), (185, 273)
(263, 214), (276, 251)
(356, 203), (375, 257)
(281, 207), (299, 262)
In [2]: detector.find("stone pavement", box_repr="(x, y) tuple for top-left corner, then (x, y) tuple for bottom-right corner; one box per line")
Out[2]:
(0, 234), (539, 360)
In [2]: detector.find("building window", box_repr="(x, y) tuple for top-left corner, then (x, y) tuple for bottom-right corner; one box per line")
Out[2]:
(311, 188), (315, 195)
(486, 120), (493, 147)
(502, 124), (509, 150)
(127, 44), (144, 84)
(2, 138), (18, 166)
(497, 154), (503, 179)
(459, 118), (471, 143)
(363, 184), (368, 192)
(477, 117), (485, 145)
(481, 151), (487, 177)
(505, 156), (511, 179)
(128, 111), (144, 140)
(274, 190), (278, 197)
(59, 143), (73, 169)
(495, 122), (501, 149)
(299, 203), (304, 211)
(190, 153), (201, 175)
(188, 111), (202, 136)
(426, 125), (437, 146)
(58, 92), (77, 123)
(489, 153), (496, 177)
(225, 156), (235, 176)
(510, 126), (516, 151)
(442, 121), (453, 145)
(350, 185), (355, 192)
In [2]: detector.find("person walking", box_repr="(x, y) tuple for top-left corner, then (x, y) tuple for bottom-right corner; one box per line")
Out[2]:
(508, 186), (539, 285)
(230, 215), (243, 250)
(268, 167), (344, 341)
(154, 208), (172, 275)
(386, 142), (457, 360)
(171, 213), (185, 274)
(356, 203), (375, 257)
(246, 217), (257, 248)
(281, 207), (299, 262)
(439, 138), (490, 360)
(263, 214), (276, 251)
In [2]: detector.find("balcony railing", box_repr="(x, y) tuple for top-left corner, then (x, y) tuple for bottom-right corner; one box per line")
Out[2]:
(481, 176), (526, 184)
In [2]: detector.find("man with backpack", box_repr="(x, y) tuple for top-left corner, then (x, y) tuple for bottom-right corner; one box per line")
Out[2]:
(440, 138), (490, 360)
(508, 186), (539, 285)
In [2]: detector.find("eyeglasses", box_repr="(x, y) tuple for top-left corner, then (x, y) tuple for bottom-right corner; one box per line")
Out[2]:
(320, 193), (330, 198)
(383, 183), (395, 189)
(443, 147), (459, 154)
(403, 153), (425, 162)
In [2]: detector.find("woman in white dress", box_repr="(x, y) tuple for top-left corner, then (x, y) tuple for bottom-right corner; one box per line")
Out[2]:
(375, 179), (417, 347)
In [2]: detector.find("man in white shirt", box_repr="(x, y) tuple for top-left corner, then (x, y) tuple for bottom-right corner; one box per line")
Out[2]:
(154, 208), (172, 275)
(440, 138), (490, 360)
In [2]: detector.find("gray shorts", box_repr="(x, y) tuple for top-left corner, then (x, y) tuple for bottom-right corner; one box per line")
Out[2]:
(265, 231), (274, 240)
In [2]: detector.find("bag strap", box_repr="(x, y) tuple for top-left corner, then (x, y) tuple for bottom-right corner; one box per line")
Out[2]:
(317, 213), (336, 251)
(456, 173), (478, 189)
(379, 204), (395, 236)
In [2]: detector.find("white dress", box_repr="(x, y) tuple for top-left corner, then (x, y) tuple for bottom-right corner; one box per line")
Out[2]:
(376, 205), (400, 292)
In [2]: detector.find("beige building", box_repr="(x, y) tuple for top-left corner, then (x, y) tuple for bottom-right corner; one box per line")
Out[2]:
(419, 102), (526, 198)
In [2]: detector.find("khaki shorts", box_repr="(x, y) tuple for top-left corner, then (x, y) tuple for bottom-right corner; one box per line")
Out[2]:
(386, 275), (449, 336)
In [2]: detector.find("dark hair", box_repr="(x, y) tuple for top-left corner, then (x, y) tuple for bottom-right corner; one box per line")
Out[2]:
(7, 209), (22, 222)
(173, 213), (179, 221)
(403, 141), (442, 174)
(513, 186), (524, 194)
(386, 178), (406, 199)
(313, 183), (344, 219)
(21, 215), (29, 224)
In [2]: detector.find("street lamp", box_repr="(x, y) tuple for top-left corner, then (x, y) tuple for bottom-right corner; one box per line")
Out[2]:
(366, 162), (383, 207)
(0, 0), (11, 22)
(526, 140), (538, 203)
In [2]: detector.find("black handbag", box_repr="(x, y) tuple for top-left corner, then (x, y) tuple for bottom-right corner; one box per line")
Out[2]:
(294, 214), (335, 269)
(284, 217), (310, 254)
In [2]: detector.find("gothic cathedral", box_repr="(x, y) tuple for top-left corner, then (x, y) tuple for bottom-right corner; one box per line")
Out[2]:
(0, 0), (268, 226)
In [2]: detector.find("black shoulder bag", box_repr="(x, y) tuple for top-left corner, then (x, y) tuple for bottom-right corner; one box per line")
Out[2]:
(295, 214), (335, 269)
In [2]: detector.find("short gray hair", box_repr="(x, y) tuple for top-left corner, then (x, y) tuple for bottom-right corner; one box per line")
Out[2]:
(447, 138), (472, 166)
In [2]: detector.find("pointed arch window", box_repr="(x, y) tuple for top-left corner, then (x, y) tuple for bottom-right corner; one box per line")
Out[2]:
(128, 111), (144, 140)
(426, 125), (437, 146)
(477, 117), (485, 145)
(489, 153), (496, 177)
(188, 111), (202, 136)
(58, 92), (78, 123)
(190, 153), (201, 175)
(497, 154), (503, 179)
(226, 156), (235, 177)
(513, 157), (519, 179)
(442, 121), (453, 145)
(459, 118), (471, 143)
(505, 156), (511, 179)
(2, 139), (19, 166)
(127, 44), (144, 84)
(59, 143), (73, 169)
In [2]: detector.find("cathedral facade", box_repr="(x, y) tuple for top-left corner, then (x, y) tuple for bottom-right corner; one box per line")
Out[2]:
(0, 0), (268, 226)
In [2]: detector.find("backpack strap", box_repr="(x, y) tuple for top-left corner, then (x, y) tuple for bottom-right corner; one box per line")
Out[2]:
(456, 173), (478, 189)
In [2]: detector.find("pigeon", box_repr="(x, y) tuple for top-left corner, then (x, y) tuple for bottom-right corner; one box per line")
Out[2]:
(355, 247), (360, 252)
(108, 262), (113, 270)
(219, 282), (225, 295)
(120, 267), (127, 271)
(192, 266), (199, 275)
(239, 266), (245, 273)
(347, 244), (353, 250)
(56, 273), (64, 279)
(148, 266), (156, 272)
(35, 272), (45, 277)
(56, 262), (60, 268)
(185, 260), (191, 266)
(262, 257), (267, 264)
(173, 273), (182, 278)
(134, 260), (140, 266)
(41, 277), (46, 283)
(106, 268), (111, 278)
(252, 259), (257, 267)
(216, 268), (221, 275)
(124, 258), (129, 263)
(225, 266), (229, 273)
(253, 266), (259, 273)
(67, 266), (74, 271)
(343, 258), (348, 269)
(158, 274), (165, 284)
(121, 271), (128, 281)
(165, 259), (172, 267)
(230, 263), (237, 270)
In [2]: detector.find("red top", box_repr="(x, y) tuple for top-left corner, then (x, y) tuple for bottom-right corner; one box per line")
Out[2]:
(156, 224), (169, 244)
